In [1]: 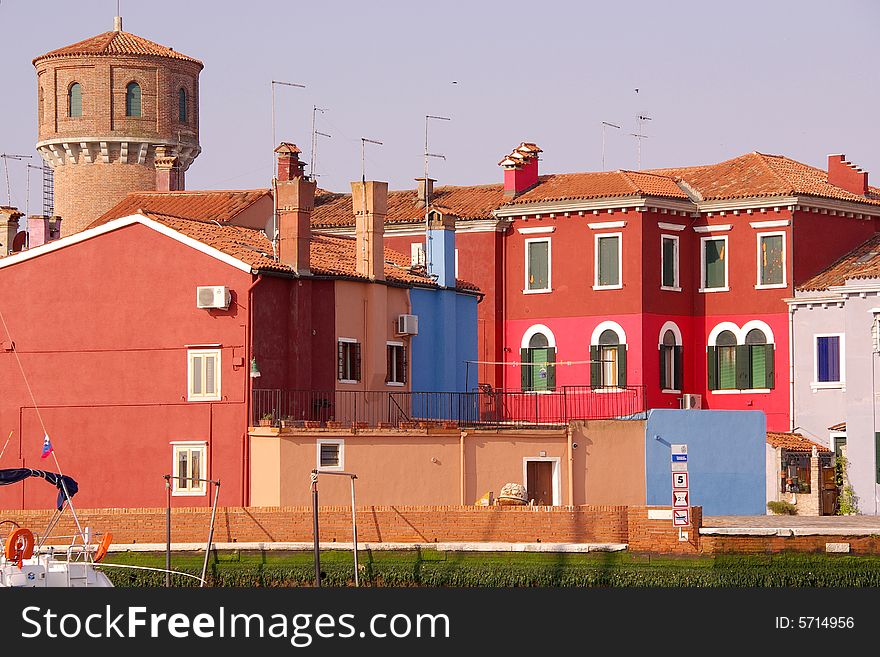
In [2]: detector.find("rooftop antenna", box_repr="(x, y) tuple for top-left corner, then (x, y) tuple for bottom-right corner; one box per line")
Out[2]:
(601, 121), (621, 171)
(0, 153), (33, 206)
(114, 0), (122, 31)
(424, 114), (450, 274)
(270, 80), (306, 260)
(310, 106), (327, 177)
(630, 115), (652, 170)
(359, 138), (383, 274)
(312, 131), (331, 179)
(26, 164), (44, 219)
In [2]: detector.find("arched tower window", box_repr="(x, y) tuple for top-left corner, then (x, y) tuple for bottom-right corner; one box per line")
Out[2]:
(178, 88), (187, 122)
(126, 82), (142, 117)
(68, 83), (82, 118)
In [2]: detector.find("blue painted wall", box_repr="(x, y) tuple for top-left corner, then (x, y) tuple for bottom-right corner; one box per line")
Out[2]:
(426, 228), (456, 288)
(410, 287), (478, 394)
(645, 409), (766, 516)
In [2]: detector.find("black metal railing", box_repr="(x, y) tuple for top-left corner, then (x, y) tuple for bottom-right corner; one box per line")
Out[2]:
(252, 385), (646, 429)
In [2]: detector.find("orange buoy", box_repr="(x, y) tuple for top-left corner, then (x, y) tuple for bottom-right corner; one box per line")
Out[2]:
(5, 528), (34, 568)
(93, 532), (112, 562)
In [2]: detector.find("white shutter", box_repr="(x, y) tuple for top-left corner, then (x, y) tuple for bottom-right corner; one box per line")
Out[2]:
(205, 354), (216, 396)
(191, 356), (203, 395)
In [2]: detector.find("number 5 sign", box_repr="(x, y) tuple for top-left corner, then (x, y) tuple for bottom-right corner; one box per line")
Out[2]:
(672, 472), (688, 489)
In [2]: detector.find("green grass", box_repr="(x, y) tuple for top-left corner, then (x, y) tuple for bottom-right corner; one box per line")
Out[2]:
(100, 549), (880, 588)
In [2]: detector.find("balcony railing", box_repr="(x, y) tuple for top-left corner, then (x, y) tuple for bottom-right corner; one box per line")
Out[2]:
(252, 385), (646, 430)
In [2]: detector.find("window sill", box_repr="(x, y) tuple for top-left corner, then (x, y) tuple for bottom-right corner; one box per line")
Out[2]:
(592, 284), (623, 291)
(522, 288), (552, 294)
(172, 490), (207, 497)
(316, 465), (345, 472)
(522, 389), (555, 395)
(660, 286), (681, 292)
(710, 388), (772, 395)
(339, 379), (360, 385)
(755, 283), (787, 290)
(386, 381), (405, 387)
(661, 389), (681, 394)
(811, 382), (845, 391)
(593, 387), (627, 393)
(698, 287), (729, 293)
(187, 395), (221, 402)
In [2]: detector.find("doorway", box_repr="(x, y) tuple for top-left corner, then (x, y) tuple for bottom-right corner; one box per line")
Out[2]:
(525, 458), (559, 506)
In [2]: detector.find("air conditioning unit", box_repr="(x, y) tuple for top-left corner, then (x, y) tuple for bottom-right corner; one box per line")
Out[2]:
(679, 394), (702, 410)
(196, 286), (231, 310)
(396, 314), (419, 336)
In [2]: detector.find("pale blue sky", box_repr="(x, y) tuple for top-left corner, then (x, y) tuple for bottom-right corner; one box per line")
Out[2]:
(1, 0), (878, 213)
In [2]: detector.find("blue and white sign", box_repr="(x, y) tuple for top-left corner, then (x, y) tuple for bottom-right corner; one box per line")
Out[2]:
(672, 454), (688, 463)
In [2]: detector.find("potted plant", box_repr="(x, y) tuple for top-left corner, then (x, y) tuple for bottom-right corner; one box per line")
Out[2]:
(259, 412), (274, 427)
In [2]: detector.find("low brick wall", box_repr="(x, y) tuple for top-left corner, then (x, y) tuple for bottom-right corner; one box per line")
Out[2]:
(701, 534), (880, 554)
(0, 504), (701, 554)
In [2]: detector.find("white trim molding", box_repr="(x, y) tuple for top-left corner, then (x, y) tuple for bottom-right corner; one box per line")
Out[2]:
(316, 438), (345, 471)
(657, 222), (686, 232)
(812, 333), (846, 389)
(517, 226), (556, 234)
(693, 224), (733, 233)
(522, 456), (562, 506)
(749, 219), (790, 229)
(593, 232), (623, 290)
(660, 233), (680, 291)
(591, 320), (627, 346)
(587, 220), (627, 230)
(658, 321), (683, 346)
(699, 234), (729, 293)
(523, 237), (552, 294)
(521, 324), (557, 350)
(755, 230), (788, 289)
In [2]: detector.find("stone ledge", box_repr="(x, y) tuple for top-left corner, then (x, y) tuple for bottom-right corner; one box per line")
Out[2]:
(104, 541), (629, 553)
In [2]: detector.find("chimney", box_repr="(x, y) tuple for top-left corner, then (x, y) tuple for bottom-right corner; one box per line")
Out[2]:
(154, 146), (183, 192)
(499, 142), (542, 198)
(415, 177), (435, 208)
(827, 154), (868, 196)
(275, 143), (315, 275)
(0, 207), (22, 255)
(275, 142), (305, 182)
(27, 215), (62, 248)
(351, 180), (388, 281)
(114, 15), (123, 31)
(426, 210), (457, 288)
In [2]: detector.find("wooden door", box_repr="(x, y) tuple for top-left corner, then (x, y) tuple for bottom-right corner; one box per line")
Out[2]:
(527, 461), (553, 505)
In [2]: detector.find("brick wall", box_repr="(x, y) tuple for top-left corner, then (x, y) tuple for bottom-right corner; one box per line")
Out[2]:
(701, 534), (880, 555)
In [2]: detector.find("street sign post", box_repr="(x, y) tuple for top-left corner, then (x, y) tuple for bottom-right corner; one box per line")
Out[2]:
(673, 508), (690, 526)
(670, 444), (689, 537)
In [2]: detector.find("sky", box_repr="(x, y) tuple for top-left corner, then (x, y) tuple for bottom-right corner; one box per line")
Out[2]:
(0, 0), (878, 213)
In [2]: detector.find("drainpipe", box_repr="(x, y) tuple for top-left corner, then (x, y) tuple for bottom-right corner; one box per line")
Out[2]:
(460, 430), (468, 505)
(788, 303), (795, 432)
(244, 273), (264, 506)
(566, 424), (574, 506)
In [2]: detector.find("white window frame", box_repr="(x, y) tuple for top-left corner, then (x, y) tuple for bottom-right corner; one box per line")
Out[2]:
(699, 235), (729, 293)
(522, 456), (561, 506)
(523, 237), (552, 294)
(660, 234), (681, 291)
(187, 348), (221, 402)
(593, 232), (623, 290)
(171, 441), (207, 497)
(316, 438), (345, 471)
(338, 337), (360, 384)
(812, 333), (846, 390)
(386, 340), (406, 387)
(707, 320), (775, 394)
(590, 320), (627, 392)
(410, 242), (425, 266)
(658, 321), (682, 393)
(755, 231), (787, 289)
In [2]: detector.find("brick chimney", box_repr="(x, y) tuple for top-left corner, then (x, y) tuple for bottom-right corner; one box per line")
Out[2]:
(499, 142), (542, 199)
(415, 177), (435, 208)
(827, 154), (868, 196)
(27, 215), (62, 248)
(155, 146), (183, 192)
(274, 143), (315, 275)
(351, 180), (387, 281)
(0, 206), (22, 255)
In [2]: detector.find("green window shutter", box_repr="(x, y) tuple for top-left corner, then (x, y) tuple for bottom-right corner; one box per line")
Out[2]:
(760, 235), (784, 285)
(590, 345), (600, 388)
(673, 345), (683, 391)
(662, 238), (676, 287)
(704, 239), (726, 288)
(546, 348), (556, 391)
(126, 82), (142, 117)
(659, 346), (668, 388)
(69, 83), (82, 118)
(528, 241), (549, 290)
(750, 344), (766, 389)
(735, 344), (750, 389)
(598, 236), (620, 286)
(521, 348), (531, 391)
(617, 346), (627, 388)
(764, 344), (775, 389)
(707, 347), (717, 390)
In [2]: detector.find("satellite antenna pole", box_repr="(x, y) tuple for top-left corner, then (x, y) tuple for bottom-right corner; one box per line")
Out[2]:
(601, 121), (621, 171)
(424, 114), (450, 273)
(359, 137), (383, 274)
(631, 114), (652, 170)
(312, 131), (331, 179)
(26, 164), (43, 219)
(0, 154), (33, 207)
(269, 80), (305, 260)
(309, 106), (327, 177)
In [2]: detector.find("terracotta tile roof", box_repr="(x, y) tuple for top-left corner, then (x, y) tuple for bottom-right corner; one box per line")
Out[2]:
(650, 152), (880, 206)
(90, 190), (271, 228)
(506, 170), (689, 205)
(797, 233), (880, 291)
(311, 184), (506, 228)
(767, 431), (831, 453)
(34, 29), (202, 67)
(123, 211), (479, 292)
(828, 422), (846, 431)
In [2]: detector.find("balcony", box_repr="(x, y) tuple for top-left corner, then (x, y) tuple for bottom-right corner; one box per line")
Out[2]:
(251, 385), (646, 430)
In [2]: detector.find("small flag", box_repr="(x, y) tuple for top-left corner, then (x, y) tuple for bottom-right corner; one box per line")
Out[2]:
(40, 434), (53, 460)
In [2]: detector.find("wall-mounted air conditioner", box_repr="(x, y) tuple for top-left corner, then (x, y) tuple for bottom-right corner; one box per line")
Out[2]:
(396, 314), (419, 336)
(679, 394), (702, 410)
(197, 286), (231, 310)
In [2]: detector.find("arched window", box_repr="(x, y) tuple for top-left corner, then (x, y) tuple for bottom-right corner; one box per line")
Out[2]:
(714, 330), (738, 390)
(68, 83), (82, 118)
(745, 329), (772, 389)
(126, 82), (142, 117)
(707, 323), (775, 391)
(660, 329), (682, 391)
(178, 88), (187, 122)
(590, 322), (627, 389)
(521, 331), (555, 392)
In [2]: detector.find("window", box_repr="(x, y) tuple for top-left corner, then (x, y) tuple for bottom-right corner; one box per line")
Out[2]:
(714, 330), (738, 390)
(386, 343), (407, 385)
(661, 235), (679, 290)
(745, 329), (772, 389)
(525, 238), (550, 292)
(411, 242), (425, 266)
(68, 82), (82, 118)
(758, 233), (785, 287)
(701, 236), (728, 291)
(660, 329), (682, 391)
(815, 334), (844, 385)
(188, 349), (221, 401)
(178, 88), (187, 122)
(126, 82), (142, 117)
(595, 233), (622, 288)
(172, 443), (206, 495)
(317, 439), (344, 470)
(521, 332), (556, 392)
(590, 324), (626, 389)
(707, 323), (775, 391)
(337, 339), (361, 383)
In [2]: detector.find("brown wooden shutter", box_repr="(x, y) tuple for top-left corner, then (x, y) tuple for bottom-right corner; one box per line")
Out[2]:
(337, 342), (344, 380)
(353, 343), (362, 382)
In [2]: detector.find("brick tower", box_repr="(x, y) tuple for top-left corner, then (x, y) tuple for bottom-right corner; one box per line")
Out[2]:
(33, 16), (202, 236)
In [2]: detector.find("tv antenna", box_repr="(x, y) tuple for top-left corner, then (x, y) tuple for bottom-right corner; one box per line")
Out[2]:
(310, 106), (328, 178)
(601, 121), (621, 171)
(26, 164), (44, 218)
(360, 137), (383, 183)
(424, 114), (450, 273)
(630, 114), (652, 170)
(0, 153), (33, 207)
(269, 80), (305, 260)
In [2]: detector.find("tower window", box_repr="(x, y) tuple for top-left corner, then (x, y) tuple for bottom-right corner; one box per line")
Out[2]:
(178, 88), (187, 122)
(68, 83), (82, 118)
(126, 82), (142, 117)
